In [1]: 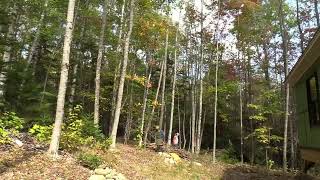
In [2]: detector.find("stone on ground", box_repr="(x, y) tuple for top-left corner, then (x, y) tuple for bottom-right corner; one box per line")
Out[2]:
(89, 175), (107, 180)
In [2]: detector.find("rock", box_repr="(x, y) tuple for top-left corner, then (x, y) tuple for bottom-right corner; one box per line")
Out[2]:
(116, 173), (126, 180)
(94, 168), (112, 176)
(169, 153), (181, 163)
(13, 138), (23, 147)
(164, 157), (175, 165)
(89, 175), (107, 180)
(193, 162), (202, 166)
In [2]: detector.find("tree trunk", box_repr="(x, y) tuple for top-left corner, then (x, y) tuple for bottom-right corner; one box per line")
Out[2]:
(167, 24), (178, 146)
(69, 25), (85, 105)
(191, 78), (196, 153)
(213, 44), (219, 163)
(143, 61), (164, 145)
(178, 97), (182, 149)
(200, 110), (206, 149)
(110, 0), (135, 148)
(315, 0), (320, 27)
(0, 5), (16, 97)
(213, 1), (221, 162)
(296, 0), (304, 51)
(240, 81), (244, 165)
(48, 0), (76, 157)
(139, 63), (152, 147)
(196, 0), (204, 154)
(94, 0), (108, 125)
(124, 78), (133, 144)
(159, 29), (169, 130)
(279, 0), (289, 172)
(110, 0), (126, 127)
(27, 0), (49, 65)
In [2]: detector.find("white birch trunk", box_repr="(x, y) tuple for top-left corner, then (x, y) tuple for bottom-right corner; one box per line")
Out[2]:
(48, 0), (76, 157)
(110, 0), (126, 130)
(167, 25), (178, 146)
(143, 61), (164, 145)
(196, 0), (204, 154)
(139, 64), (152, 147)
(0, 6), (16, 97)
(27, 0), (49, 65)
(110, 0), (135, 148)
(159, 29), (169, 130)
(213, 1), (221, 163)
(94, 0), (108, 125)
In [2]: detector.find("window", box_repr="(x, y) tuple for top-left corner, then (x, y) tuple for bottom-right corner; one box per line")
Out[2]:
(306, 73), (320, 127)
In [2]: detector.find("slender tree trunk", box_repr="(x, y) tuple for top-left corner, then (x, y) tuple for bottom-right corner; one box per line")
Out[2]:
(110, 0), (126, 126)
(0, 6), (16, 97)
(200, 110), (206, 149)
(240, 81), (244, 165)
(110, 0), (135, 148)
(139, 64), (152, 147)
(290, 111), (295, 169)
(124, 78), (133, 144)
(213, 1), (220, 163)
(315, 0), (320, 27)
(94, 0), (108, 125)
(296, 0), (304, 51)
(48, 0), (76, 156)
(213, 45), (219, 163)
(143, 61), (164, 145)
(196, 0), (204, 154)
(159, 29), (169, 130)
(280, 0), (289, 172)
(191, 78), (196, 153)
(188, 116), (191, 152)
(167, 24), (178, 146)
(183, 95), (186, 149)
(69, 25), (85, 105)
(27, 0), (48, 65)
(178, 98), (182, 149)
(40, 64), (51, 105)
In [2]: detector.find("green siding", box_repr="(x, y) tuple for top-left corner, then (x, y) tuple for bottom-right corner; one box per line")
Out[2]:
(293, 59), (320, 149)
(294, 81), (309, 147)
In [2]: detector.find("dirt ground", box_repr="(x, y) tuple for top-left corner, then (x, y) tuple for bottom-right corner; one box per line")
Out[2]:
(0, 142), (319, 180)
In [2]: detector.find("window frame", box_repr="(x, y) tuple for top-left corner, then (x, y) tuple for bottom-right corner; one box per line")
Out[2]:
(306, 72), (320, 127)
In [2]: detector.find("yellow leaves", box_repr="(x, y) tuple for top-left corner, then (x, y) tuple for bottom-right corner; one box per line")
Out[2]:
(152, 100), (160, 108)
(126, 74), (146, 86)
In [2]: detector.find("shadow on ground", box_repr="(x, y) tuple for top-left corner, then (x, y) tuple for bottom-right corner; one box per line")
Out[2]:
(221, 165), (318, 180)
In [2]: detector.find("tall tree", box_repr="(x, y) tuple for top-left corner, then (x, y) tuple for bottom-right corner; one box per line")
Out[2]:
(159, 28), (169, 130)
(168, 23), (179, 146)
(94, 0), (108, 125)
(196, 0), (204, 154)
(0, 4), (17, 97)
(48, 0), (76, 156)
(279, 0), (289, 172)
(110, 0), (135, 148)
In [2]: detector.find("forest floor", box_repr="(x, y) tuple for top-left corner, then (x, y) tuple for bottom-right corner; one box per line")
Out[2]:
(0, 137), (318, 180)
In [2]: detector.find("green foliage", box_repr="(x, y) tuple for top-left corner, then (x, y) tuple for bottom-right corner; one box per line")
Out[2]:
(218, 141), (239, 164)
(28, 105), (109, 151)
(77, 152), (103, 170)
(0, 112), (24, 144)
(29, 124), (53, 142)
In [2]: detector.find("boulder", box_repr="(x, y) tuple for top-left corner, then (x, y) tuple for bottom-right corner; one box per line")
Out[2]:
(89, 175), (107, 180)
(94, 168), (112, 176)
(169, 153), (181, 163)
(193, 162), (202, 166)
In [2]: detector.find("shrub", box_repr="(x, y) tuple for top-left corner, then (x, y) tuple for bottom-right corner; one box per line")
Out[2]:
(29, 124), (53, 142)
(218, 141), (239, 164)
(77, 152), (103, 169)
(0, 112), (24, 144)
(96, 137), (112, 150)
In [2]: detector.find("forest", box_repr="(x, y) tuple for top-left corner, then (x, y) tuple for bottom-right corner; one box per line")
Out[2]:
(0, 0), (320, 179)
